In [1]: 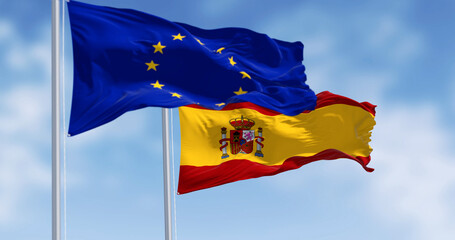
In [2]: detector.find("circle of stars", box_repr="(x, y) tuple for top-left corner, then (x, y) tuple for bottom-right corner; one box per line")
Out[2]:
(144, 32), (254, 107)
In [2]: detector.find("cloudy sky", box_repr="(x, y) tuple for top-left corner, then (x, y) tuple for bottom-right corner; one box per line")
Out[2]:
(1, 0), (455, 239)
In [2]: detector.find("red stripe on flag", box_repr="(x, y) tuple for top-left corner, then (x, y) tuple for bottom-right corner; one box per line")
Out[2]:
(178, 149), (374, 194)
(315, 91), (376, 116)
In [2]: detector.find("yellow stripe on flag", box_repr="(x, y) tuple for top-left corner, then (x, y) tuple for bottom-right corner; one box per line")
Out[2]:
(179, 103), (375, 167)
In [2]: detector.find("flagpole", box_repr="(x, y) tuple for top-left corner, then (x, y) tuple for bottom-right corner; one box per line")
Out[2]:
(52, 0), (61, 240)
(162, 108), (173, 240)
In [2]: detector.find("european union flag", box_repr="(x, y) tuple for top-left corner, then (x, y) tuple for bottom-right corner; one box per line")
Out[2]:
(67, 1), (316, 136)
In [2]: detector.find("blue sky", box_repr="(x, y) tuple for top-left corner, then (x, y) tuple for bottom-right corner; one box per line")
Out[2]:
(1, 0), (455, 239)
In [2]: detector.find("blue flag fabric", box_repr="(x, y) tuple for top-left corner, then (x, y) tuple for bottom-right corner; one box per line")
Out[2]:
(67, 1), (316, 136)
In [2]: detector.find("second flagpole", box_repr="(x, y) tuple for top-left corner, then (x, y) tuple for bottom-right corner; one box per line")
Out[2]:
(162, 108), (173, 240)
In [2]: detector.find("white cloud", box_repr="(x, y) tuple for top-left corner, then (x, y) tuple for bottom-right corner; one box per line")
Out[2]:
(252, 3), (455, 238)
(262, 101), (455, 239)
(0, 13), (54, 235)
(0, 143), (50, 225)
(66, 107), (163, 150)
(0, 18), (50, 75)
(0, 84), (51, 225)
(366, 15), (424, 64)
(0, 18), (52, 225)
(255, 2), (425, 104)
(0, 85), (50, 139)
(0, 19), (13, 41)
(368, 104), (455, 240)
(62, 106), (165, 191)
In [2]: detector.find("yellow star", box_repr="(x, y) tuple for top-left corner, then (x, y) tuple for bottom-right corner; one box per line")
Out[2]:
(229, 56), (237, 66)
(240, 71), (251, 79)
(234, 87), (247, 95)
(215, 103), (225, 107)
(216, 47), (225, 54)
(150, 80), (164, 89)
(195, 38), (205, 45)
(145, 60), (159, 71)
(171, 92), (182, 98)
(172, 33), (186, 41)
(153, 42), (166, 54)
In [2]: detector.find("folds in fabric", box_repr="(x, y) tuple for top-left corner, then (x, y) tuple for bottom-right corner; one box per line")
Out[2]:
(178, 91), (376, 194)
(67, 1), (316, 136)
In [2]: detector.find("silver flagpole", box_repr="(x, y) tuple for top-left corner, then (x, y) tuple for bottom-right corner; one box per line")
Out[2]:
(52, 0), (61, 240)
(162, 108), (173, 240)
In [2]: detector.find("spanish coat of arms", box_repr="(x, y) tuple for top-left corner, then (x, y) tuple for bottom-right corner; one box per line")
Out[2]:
(219, 116), (265, 159)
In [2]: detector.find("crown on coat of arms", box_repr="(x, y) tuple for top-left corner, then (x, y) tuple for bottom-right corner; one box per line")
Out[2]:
(229, 115), (255, 130)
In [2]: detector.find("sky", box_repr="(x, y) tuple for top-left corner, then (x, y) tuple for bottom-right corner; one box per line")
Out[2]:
(1, 0), (455, 239)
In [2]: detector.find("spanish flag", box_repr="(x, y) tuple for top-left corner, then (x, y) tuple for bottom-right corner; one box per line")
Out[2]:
(178, 92), (376, 194)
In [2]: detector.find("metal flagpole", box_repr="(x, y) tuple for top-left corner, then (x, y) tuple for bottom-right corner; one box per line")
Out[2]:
(162, 108), (173, 240)
(52, 0), (61, 240)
